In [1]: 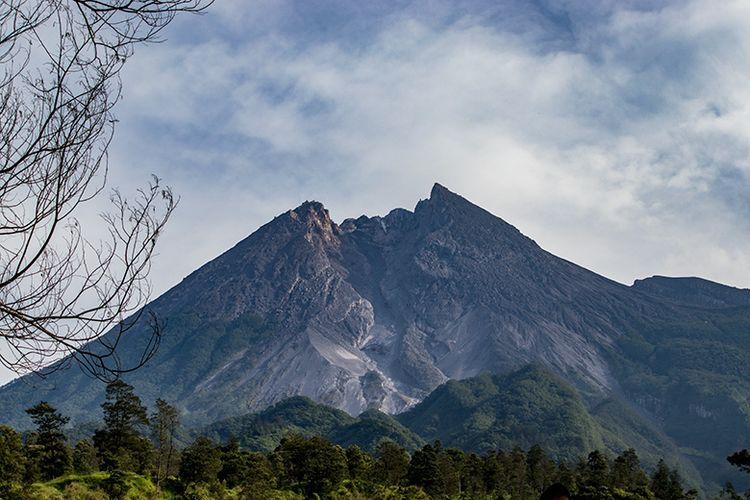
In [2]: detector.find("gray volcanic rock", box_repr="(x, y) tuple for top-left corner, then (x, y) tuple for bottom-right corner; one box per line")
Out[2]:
(338, 184), (656, 399)
(3, 183), (750, 490)
(0, 185), (695, 423)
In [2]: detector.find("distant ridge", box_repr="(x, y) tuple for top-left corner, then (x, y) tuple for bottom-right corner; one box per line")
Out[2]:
(633, 275), (750, 308)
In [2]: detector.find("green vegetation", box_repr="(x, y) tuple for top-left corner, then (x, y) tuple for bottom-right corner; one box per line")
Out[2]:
(395, 365), (700, 487)
(204, 396), (424, 453)
(93, 380), (153, 474)
(397, 366), (605, 461)
(608, 306), (750, 488)
(26, 472), (157, 499)
(13, 363), (750, 499)
(1, 433), (702, 500)
(3, 372), (734, 499)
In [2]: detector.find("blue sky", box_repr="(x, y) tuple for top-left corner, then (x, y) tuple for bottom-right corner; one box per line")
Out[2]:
(3, 0), (750, 383)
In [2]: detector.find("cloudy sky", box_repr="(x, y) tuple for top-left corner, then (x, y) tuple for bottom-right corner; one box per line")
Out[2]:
(3, 0), (750, 383)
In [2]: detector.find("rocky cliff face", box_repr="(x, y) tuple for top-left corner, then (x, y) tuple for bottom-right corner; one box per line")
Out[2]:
(3, 183), (750, 489)
(0, 185), (711, 423)
(337, 184), (656, 400)
(155, 183), (672, 418)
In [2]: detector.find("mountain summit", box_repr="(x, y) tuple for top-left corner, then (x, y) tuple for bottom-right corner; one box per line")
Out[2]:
(3, 184), (750, 488)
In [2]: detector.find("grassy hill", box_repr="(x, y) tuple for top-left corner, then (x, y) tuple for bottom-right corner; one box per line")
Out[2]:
(203, 396), (424, 452)
(26, 472), (161, 500)
(396, 365), (702, 489)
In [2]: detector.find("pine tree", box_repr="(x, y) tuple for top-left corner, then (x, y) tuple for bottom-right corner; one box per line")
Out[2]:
(218, 436), (245, 488)
(650, 459), (690, 500)
(577, 450), (613, 500)
(25, 402), (72, 480)
(179, 436), (222, 485)
(93, 379), (152, 473)
(527, 444), (556, 494)
(611, 448), (647, 490)
(72, 440), (99, 474)
(506, 447), (531, 498)
(241, 452), (277, 498)
(407, 441), (442, 496)
(460, 453), (487, 498)
(274, 434), (348, 497)
(345, 445), (373, 480)
(374, 440), (410, 486)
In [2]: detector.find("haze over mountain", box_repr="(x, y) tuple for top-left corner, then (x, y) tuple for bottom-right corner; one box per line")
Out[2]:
(2, 184), (750, 488)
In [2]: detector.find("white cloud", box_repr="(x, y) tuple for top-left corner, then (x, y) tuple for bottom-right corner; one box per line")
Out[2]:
(111, 0), (750, 291)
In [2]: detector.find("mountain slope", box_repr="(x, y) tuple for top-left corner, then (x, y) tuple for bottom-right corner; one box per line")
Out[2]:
(2, 183), (750, 489)
(633, 276), (750, 308)
(396, 365), (697, 482)
(397, 365), (605, 460)
(1, 183), (657, 425)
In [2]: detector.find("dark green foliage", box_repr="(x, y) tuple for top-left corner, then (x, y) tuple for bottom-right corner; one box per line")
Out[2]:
(22, 433), (41, 483)
(0, 425), (26, 491)
(179, 436), (222, 485)
(396, 366), (703, 488)
(25, 401), (72, 480)
(373, 440), (410, 486)
(611, 448), (648, 490)
(407, 441), (442, 496)
(583, 450), (610, 490)
(274, 434), (349, 497)
(330, 409), (425, 452)
(728, 449), (750, 474)
(102, 469), (130, 500)
(72, 439), (99, 473)
(527, 444), (558, 493)
(93, 379), (153, 473)
(240, 452), (277, 497)
(345, 445), (373, 481)
(4, 414), (703, 500)
(215, 436), (277, 494)
(0, 373), (720, 498)
(204, 396), (354, 452)
(650, 459), (697, 500)
(399, 367), (596, 457)
(216, 437), (244, 487)
(608, 305), (750, 489)
(205, 396), (424, 453)
(407, 440), (462, 498)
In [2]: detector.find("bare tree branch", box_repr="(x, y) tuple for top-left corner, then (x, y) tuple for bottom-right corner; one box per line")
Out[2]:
(0, 0), (212, 380)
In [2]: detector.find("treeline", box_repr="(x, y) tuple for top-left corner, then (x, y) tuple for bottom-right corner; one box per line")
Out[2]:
(0, 379), (724, 499)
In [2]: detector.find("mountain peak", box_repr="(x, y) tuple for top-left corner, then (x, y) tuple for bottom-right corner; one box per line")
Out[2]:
(286, 200), (338, 237)
(428, 182), (467, 206)
(430, 182), (451, 198)
(290, 200), (328, 220)
(415, 183), (469, 214)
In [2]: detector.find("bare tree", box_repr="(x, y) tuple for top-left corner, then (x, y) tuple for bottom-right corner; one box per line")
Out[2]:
(0, 0), (212, 379)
